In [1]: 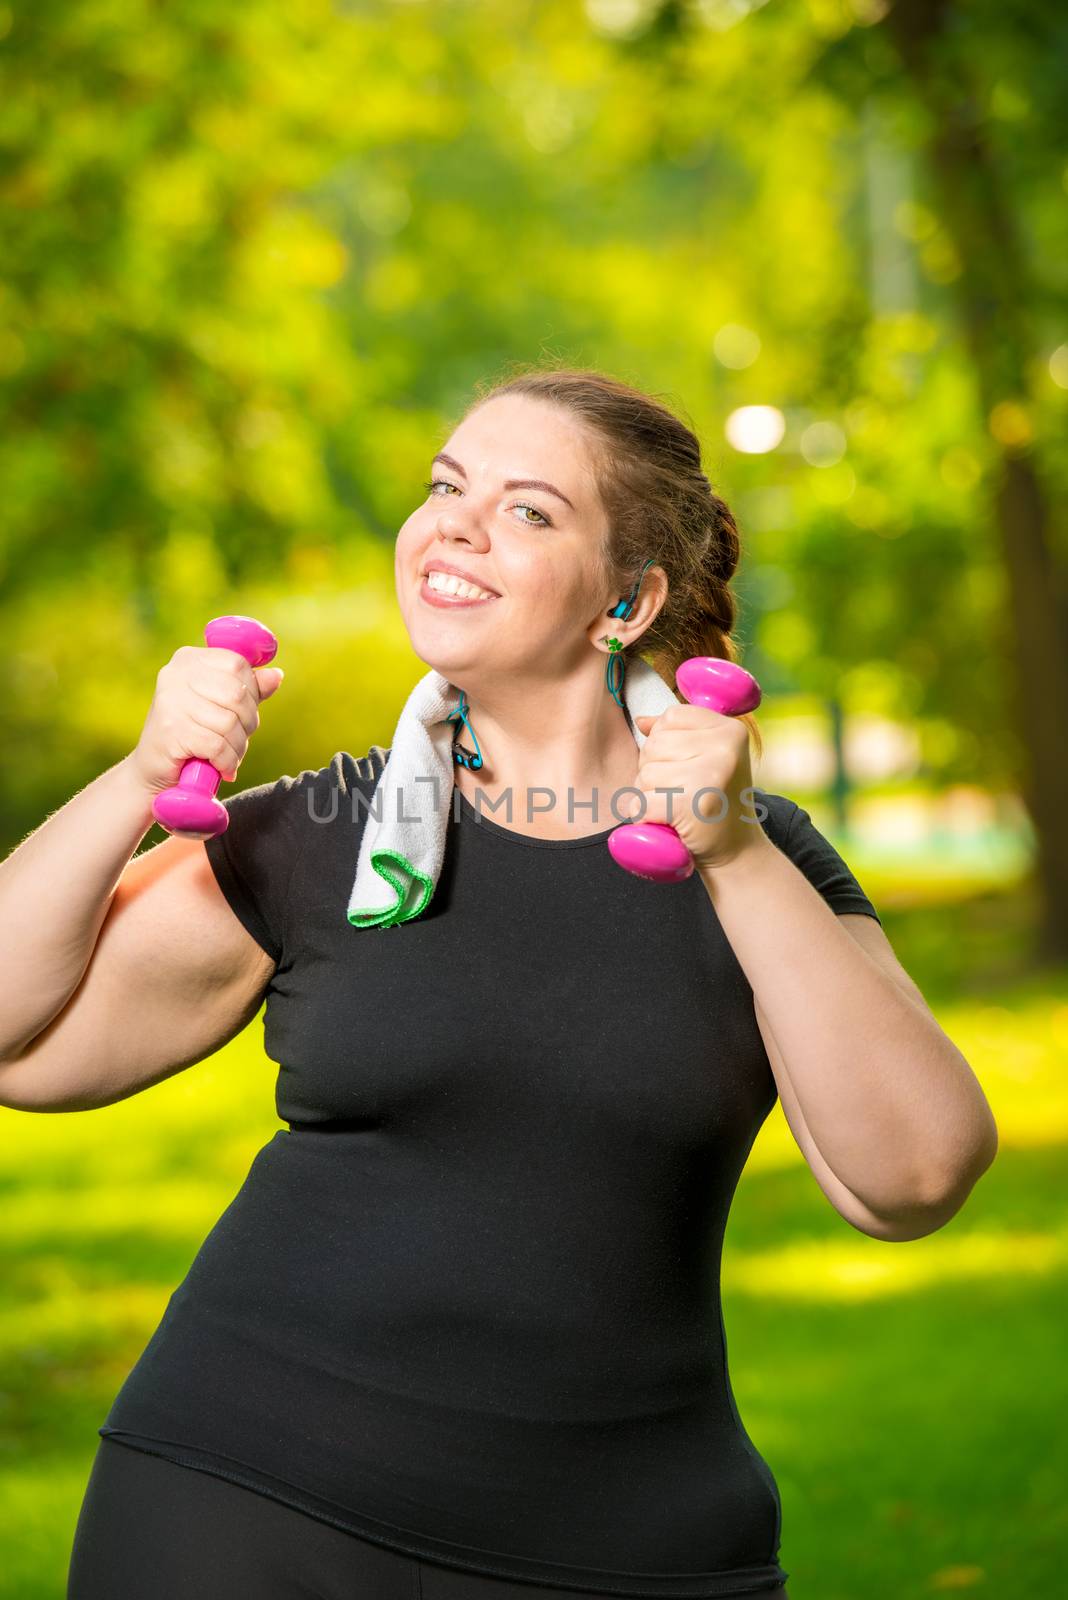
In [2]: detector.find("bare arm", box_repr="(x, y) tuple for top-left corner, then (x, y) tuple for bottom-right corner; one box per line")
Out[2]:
(755, 917), (980, 1242)
(0, 642), (284, 1108)
(0, 829), (275, 1113)
(0, 755), (157, 1060)
(699, 839), (998, 1225)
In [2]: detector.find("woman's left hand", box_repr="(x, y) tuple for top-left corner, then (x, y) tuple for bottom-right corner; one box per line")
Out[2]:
(627, 707), (769, 870)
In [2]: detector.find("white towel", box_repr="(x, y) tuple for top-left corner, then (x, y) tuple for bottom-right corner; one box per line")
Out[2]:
(346, 654), (682, 929)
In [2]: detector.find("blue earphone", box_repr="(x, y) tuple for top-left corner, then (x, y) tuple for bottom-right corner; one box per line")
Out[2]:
(607, 557), (655, 622)
(448, 690), (484, 771)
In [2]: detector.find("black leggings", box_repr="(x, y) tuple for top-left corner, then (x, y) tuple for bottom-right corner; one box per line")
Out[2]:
(69, 1437), (791, 1600)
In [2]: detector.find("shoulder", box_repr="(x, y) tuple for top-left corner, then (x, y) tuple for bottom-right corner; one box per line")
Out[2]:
(747, 785), (881, 923)
(217, 746), (392, 829)
(317, 745), (391, 799)
(748, 787), (797, 847)
(290, 746), (393, 827)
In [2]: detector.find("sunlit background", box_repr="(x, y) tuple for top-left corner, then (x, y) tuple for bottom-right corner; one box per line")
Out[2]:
(1, 0), (1066, 1594)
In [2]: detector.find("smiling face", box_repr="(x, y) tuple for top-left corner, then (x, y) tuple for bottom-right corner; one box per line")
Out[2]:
(395, 393), (614, 682)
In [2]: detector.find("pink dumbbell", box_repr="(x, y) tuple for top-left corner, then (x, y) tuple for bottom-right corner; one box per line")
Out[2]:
(607, 656), (762, 883)
(151, 615), (279, 841)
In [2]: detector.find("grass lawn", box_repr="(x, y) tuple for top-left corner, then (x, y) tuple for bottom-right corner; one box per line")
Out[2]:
(1, 873), (1064, 1598)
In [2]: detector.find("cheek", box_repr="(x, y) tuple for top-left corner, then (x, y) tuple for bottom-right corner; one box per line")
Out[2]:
(394, 520), (420, 570)
(497, 545), (560, 598)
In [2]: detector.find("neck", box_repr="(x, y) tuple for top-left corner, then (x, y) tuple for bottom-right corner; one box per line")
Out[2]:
(449, 662), (640, 829)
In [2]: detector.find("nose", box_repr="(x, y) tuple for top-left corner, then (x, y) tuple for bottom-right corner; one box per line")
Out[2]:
(435, 511), (490, 550)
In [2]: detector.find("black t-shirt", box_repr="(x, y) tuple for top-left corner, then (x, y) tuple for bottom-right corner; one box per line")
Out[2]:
(98, 746), (881, 1597)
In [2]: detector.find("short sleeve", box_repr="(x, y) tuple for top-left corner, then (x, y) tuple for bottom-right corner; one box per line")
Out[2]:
(202, 768), (320, 965)
(775, 801), (882, 925)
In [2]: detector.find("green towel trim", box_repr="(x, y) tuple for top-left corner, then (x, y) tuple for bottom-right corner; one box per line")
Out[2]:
(347, 848), (434, 929)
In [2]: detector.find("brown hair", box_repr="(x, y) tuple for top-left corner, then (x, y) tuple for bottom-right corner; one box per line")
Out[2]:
(460, 361), (763, 761)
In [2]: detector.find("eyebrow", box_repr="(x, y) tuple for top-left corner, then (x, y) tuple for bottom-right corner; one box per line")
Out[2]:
(430, 452), (575, 511)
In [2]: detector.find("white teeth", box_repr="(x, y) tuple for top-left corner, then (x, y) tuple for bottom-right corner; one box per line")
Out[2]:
(425, 570), (496, 600)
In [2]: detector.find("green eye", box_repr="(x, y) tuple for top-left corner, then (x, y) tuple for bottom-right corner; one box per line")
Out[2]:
(423, 480), (550, 527)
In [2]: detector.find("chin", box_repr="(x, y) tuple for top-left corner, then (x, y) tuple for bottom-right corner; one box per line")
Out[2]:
(409, 636), (475, 680)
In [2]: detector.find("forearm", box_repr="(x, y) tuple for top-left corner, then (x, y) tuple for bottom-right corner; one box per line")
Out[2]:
(699, 834), (995, 1216)
(0, 755), (156, 1058)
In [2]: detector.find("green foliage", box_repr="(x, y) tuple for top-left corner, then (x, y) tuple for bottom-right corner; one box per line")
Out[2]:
(0, 1), (376, 609)
(2, 0), (1066, 837)
(1, 5), (1065, 1587)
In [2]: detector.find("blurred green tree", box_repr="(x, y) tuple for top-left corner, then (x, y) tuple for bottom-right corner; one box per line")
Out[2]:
(1, 0), (1065, 959)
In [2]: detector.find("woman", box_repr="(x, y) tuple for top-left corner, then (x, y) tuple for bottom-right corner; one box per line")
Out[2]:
(13, 368), (995, 1597)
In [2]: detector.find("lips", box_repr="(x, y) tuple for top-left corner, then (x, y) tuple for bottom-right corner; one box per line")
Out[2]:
(420, 575), (499, 609)
(422, 560), (500, 597)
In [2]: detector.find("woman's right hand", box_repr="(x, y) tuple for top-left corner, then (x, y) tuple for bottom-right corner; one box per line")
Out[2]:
(127, 646), (285, 796)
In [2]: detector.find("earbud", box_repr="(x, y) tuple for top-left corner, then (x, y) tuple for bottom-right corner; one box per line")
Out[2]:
(608, 558), (655, 622)
(447, 687), (485, 771)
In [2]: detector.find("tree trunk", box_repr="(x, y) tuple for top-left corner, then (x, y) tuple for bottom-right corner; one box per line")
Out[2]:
(884, 0), (1068, 964)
